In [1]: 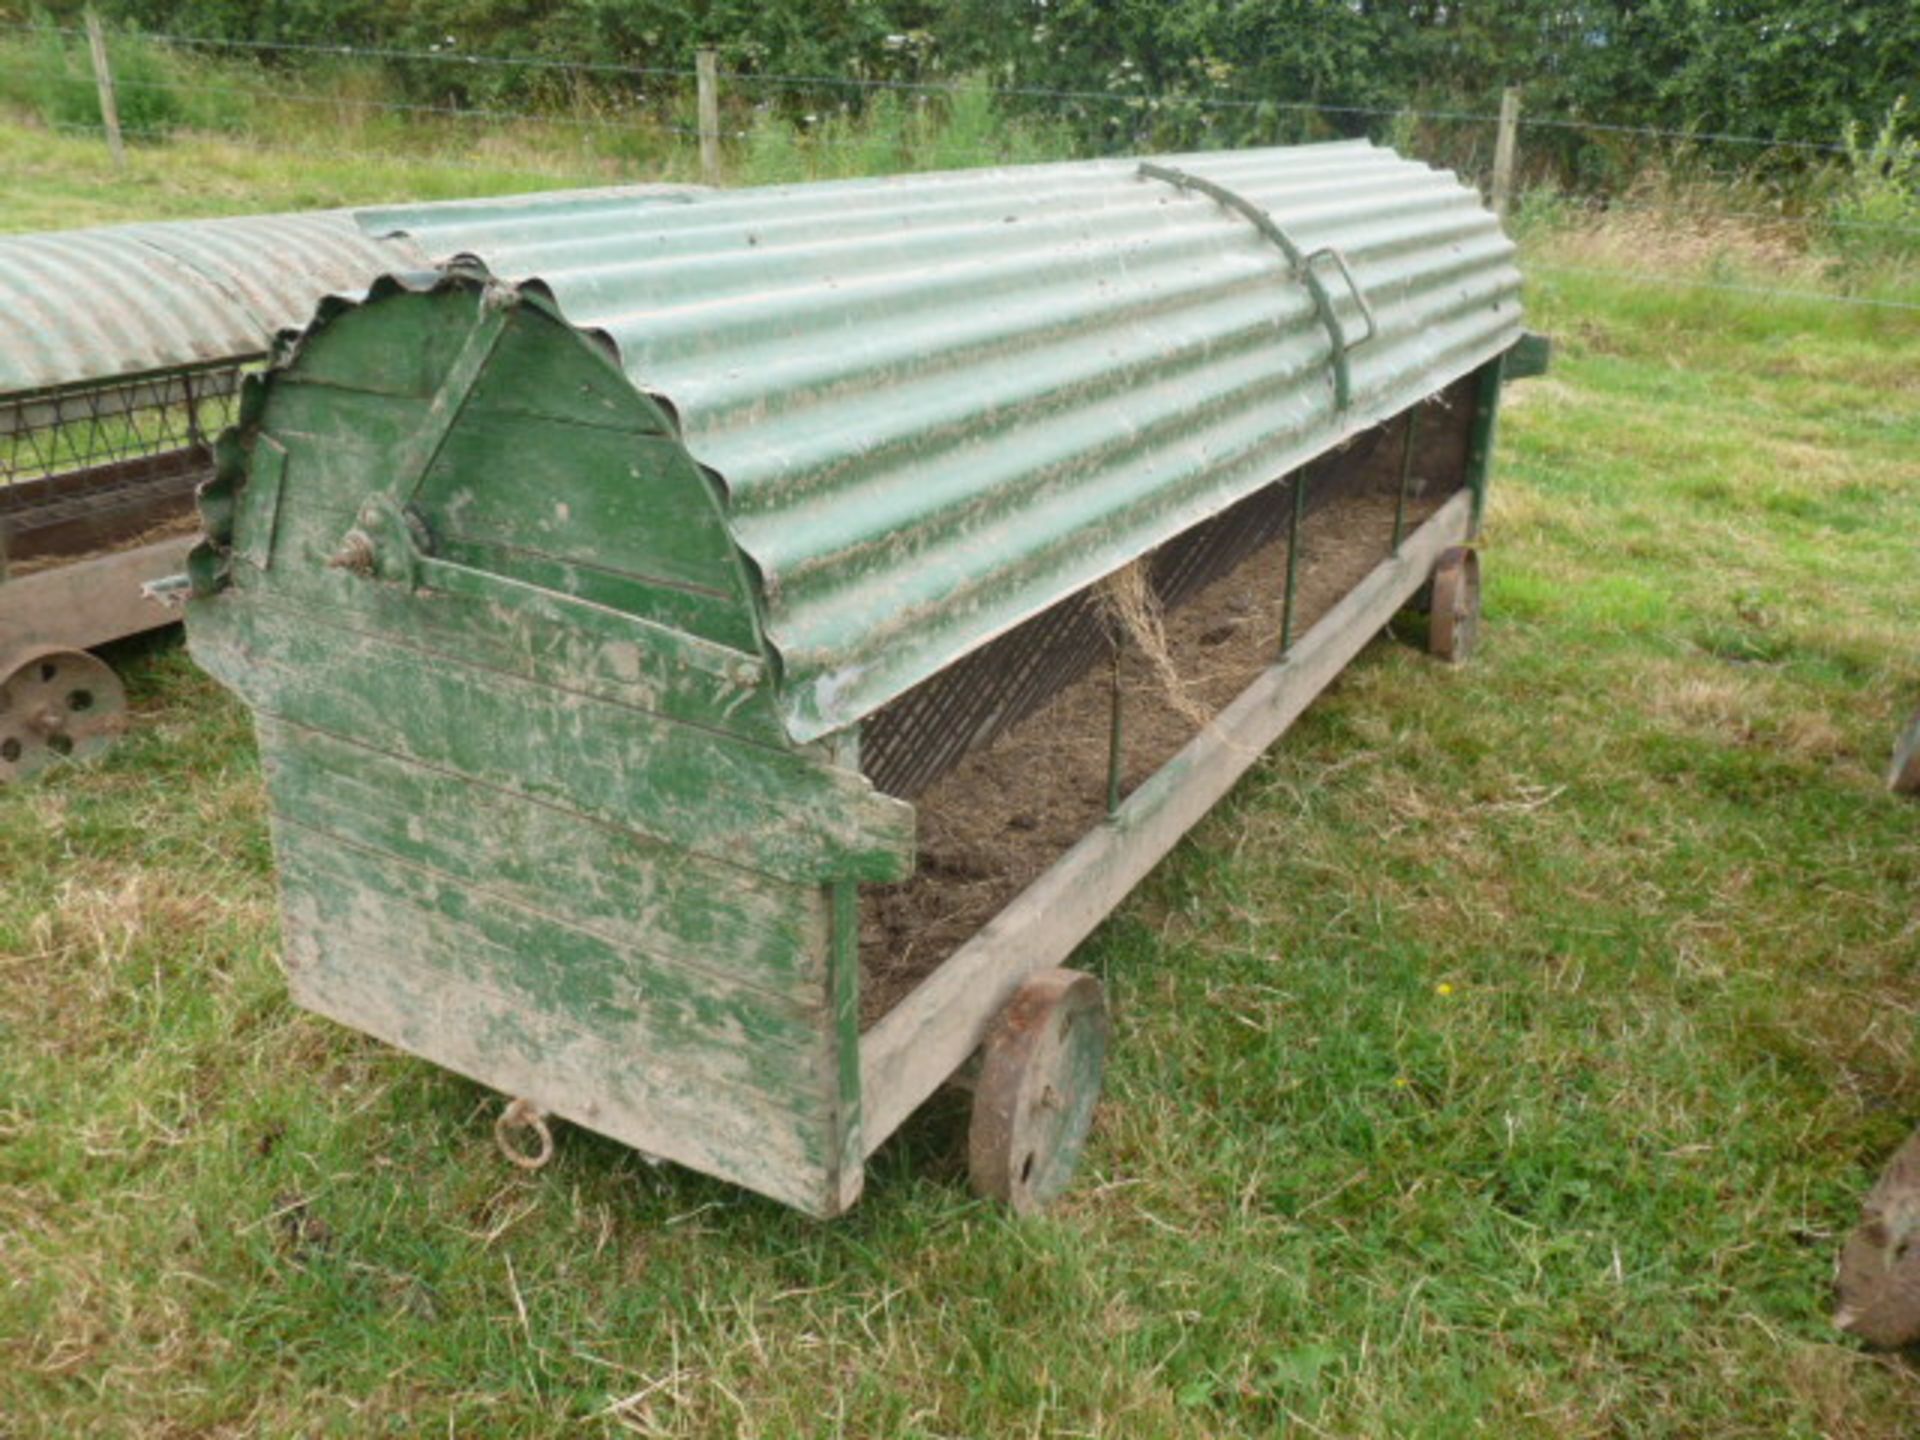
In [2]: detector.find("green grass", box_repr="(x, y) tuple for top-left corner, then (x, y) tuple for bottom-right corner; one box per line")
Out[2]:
(3, 115), (1920, 1437)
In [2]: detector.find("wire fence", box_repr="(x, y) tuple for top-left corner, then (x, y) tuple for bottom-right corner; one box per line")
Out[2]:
(0, 18), (1874, 143)
(1, 19), (1915, 319)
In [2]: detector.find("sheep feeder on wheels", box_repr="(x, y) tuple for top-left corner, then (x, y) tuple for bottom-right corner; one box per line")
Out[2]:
(186, 144), (1546, 1215)
(0, 191), (695, 781)
(0, 212), (419, 781)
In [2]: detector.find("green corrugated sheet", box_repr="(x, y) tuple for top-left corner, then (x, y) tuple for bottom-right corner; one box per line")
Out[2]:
(0, 186), (702, 397)
(349, 141), (1523, 740)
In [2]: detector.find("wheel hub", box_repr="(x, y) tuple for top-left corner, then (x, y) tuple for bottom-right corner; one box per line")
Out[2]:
(0, 646), (128, 783)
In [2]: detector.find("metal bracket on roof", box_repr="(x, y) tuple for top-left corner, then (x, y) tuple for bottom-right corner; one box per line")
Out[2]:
(1137, 161), (1376, 411)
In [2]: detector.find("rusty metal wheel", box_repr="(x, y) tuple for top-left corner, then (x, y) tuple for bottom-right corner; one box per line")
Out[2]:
(1890, 708), (1920, 796)
(0, 647), (128, 784)
(968, 967), (1109, 1215)
(1428, 546), (1481, 664)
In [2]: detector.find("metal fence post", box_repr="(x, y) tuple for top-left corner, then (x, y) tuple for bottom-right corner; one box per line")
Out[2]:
(696, 48), (721, 186)
(1280, 470), (1308, 656)
(83, 6), (126, 168)
(1491, 86), (1519, 220)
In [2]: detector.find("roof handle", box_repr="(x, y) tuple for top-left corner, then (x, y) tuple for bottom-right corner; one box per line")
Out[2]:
(1303, 246), (1378, 351)
(1136, 161), (1374, 412)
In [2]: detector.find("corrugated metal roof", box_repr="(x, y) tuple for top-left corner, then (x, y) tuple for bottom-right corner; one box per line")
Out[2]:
(0, 213), (425, 395)
(0, 186), (706, 397)
(343, 141), (1527, 742)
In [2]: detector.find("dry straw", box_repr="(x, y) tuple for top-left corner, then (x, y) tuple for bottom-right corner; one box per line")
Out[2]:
(1095, 560), (1217, 735)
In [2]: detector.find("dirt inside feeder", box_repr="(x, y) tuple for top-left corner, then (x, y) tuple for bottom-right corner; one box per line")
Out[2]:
(859, 483), (1455, 1024)
(0, 510), (200, 577)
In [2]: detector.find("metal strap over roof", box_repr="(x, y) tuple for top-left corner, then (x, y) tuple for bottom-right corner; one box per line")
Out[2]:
(1136, 160), (1379, 409)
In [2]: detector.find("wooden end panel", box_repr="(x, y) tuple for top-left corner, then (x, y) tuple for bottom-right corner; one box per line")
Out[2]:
(190, 598), (911, 886)
(263, 720), (852, 1217)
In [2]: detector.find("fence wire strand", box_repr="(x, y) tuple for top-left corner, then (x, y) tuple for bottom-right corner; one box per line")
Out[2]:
(2, 21), (1914, 321)
(2, 21), (696, 83)
(0, 18), (1883, 152)
(38, 118), (657, 183)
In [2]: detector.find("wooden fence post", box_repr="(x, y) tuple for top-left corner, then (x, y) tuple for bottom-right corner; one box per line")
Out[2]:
(1491, 86), (1520, 220)
(696, 48), (721, 186)
(1891, 707), (1920, 795)
(83, 6), (126, 168)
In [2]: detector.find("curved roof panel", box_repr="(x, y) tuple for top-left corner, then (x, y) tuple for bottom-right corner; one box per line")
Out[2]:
(0, 185), (705, 397)
(0, 212), (425, 394)
(356, 142), (1522, 741)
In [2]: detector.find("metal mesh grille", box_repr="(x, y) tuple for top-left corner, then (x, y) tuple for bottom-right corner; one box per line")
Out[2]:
(861, 408), (1429, 800)
(1, 364), (243, 566)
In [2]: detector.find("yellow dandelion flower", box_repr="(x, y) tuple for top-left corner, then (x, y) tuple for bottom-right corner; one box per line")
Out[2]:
(1436, 982), (1454, 996)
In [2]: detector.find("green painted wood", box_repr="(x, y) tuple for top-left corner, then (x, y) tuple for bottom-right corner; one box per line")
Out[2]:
(191, 598), (913, 884)
(386, 294), (513, 505)
(407, 301), (740, 606)
(275, 863), (841, 1215)
(218, 497), (790, 745)
(277, 826), (827, 1090)
(1504, 330), (1553, 380)
(246, 388), (444, 491)
(250, 291), (764, 650)
(453, 294), (672, 435)
(286, 283), (483, 397)
(822, 880), (865, 1214)
(422, 540), (757, 664)
(183, 276), (928, 1217)
(232, 436), (286, 574)
(424, 420), (741, 599)
(1464, 358), (1505, 535)
(235, 472), (762, 662)
(263, 720), (829, 994)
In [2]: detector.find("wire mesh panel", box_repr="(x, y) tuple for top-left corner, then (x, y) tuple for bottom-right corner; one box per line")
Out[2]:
(0, 363), (243, 569)
(861, 384), (1476, 801)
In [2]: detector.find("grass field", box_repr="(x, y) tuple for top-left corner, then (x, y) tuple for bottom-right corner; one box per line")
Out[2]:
(3, 114), (1920, 1437)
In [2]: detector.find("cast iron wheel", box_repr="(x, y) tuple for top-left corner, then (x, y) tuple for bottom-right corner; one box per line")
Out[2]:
(0, 646), (128, 784)
(1890, 708), (1920, 796)
(968, 967), (1109, 1215)
(1428, 546), (1481, 664)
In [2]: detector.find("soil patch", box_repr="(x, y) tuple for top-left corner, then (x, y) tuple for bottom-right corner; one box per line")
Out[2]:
(859, 486), (1450, 1024)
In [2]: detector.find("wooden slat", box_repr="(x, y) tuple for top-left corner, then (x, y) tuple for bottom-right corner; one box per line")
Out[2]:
(278, 832), (827, 1094)
(0, 535), (192, 657)
(229, 545), (792, 746)
(262, 387), (759, 654)
(263, 313), (762, 651)
(822, 880), (866, 1215)
(858, 489), (1474, 1153)
(428, 416), (729, 594)
(189, 598), (914, 884)
(263, 720), (830, 995)
(278, 868), (839, 1215)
